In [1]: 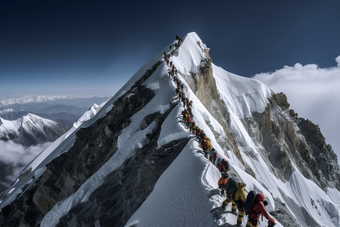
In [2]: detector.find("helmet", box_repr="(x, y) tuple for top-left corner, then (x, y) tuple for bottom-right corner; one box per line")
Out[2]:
(216, 158), (222, 165)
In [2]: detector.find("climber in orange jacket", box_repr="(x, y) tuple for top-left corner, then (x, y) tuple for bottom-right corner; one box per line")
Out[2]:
(218, 172), (229, 197)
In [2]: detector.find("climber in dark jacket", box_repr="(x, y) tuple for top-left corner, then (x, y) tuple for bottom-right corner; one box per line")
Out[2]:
(218, 158), (230, 173)
(200, 131), (206, 140)
(218, 172), (229, 196)
(221, 177), (238, 213)
(246, 193), (276, 227)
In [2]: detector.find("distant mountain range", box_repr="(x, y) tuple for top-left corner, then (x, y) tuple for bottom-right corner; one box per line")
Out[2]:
(0, 95), (109, 107)
(0, 96), (110, 127)
(0, 113), (68, 146)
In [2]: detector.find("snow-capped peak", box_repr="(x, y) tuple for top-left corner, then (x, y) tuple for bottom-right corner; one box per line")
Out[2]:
(0, 113), (68, 147)
(0, 32), (339, 227)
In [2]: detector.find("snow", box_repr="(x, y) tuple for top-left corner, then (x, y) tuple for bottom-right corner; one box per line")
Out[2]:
(213, 64), (272, 118)
(2, 31), (340, 227)
(125, 140), (216, 227)
(157, 105), (190, 148)
(171, 32), (207, 75)
(326, 188), (340, 205)
(0, 117), (22, 132)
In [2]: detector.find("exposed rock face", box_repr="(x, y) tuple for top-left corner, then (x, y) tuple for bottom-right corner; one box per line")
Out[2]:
(179, 41), (245, 167)
(0, 183), (42, 227)
(298, 118), (340, 189)
(252, 92), (340, 190)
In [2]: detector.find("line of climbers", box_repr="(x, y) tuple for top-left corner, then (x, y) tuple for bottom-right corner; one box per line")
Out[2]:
(163, 35), (276, 227)
(218, 172), (276, 227)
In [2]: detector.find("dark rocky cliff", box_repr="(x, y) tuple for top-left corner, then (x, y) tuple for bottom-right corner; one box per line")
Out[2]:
(252, 92), (340, 190)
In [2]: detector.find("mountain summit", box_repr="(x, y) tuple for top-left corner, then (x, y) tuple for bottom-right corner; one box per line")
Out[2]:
(0, 32), (339, 227)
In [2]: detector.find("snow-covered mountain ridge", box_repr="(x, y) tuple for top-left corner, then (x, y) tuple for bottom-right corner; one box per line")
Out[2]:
(0, 32), (339, 227)
(0, 113), (68, 146)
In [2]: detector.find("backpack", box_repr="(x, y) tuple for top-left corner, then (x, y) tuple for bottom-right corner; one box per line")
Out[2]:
(221, 160), (230, 172)
(209, 149), (216, 157)
(205, 140), (211, 149)
(224, 178), (238, 195)
(245, 190), (257, 214)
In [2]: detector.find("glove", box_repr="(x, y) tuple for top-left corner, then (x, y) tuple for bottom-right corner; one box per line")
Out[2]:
(268, 218), (276, 227)
(263, 200), (268, 206)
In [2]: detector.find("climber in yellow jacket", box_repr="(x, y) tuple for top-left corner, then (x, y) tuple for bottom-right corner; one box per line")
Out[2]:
(234, 182), (247, 227)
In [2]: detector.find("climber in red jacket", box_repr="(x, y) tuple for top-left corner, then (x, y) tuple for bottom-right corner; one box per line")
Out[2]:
(246, 193), (276, 227)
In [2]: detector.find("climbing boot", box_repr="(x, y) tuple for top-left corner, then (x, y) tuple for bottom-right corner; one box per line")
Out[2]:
(231, 208), (237, 215)
(221, 202), (226, 210)
(237, 220), (242, 227)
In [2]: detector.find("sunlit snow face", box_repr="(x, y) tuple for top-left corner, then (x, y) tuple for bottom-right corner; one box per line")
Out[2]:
(254, 56), (340, 162)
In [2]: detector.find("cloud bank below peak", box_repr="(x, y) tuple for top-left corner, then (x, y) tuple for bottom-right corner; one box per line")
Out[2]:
(253, 55), (340, 163)
(0, 95), (110, 107)
(0, 141), (52, 185)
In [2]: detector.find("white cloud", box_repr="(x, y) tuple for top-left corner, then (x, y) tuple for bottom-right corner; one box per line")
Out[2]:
(0, 141), (51, 183)
(254, 56), (340, 163)
(336, 56), (340, 67)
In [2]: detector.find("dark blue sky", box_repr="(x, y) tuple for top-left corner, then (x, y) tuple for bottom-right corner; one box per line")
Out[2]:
(1, 0), (340, 98)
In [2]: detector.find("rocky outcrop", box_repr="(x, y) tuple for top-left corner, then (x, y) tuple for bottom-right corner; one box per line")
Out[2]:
(252, 92), (340, 190)
(0, 183), (42, 227)
(297, 118), (340, 189)
(179, 41), (245, 166)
